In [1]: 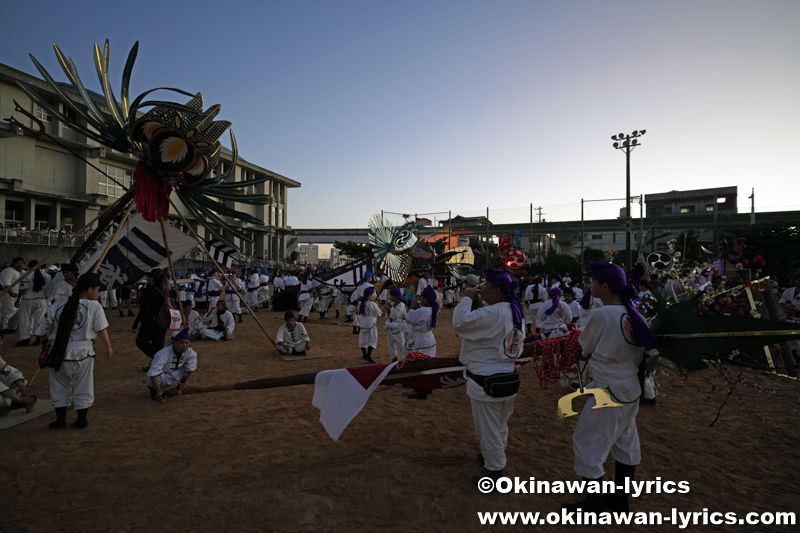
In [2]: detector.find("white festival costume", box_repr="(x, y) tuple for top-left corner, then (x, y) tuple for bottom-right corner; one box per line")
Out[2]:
(145, 344), (198, 388)
(34, 298), (109, 409)
(572, 304), (643, 479)
(404, 306), (436, 356)
(384, 301), (407, 361)
(453, 296), (523, 472)
(201, 310), (235, 341)
(358, 300), (382, 349)
(277, 322), (311, 353)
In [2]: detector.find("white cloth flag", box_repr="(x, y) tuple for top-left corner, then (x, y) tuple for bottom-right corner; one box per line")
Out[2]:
(312, 362), (398, 441)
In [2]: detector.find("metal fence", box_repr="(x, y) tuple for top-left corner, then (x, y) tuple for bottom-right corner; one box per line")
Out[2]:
(0, 230), (87, 247)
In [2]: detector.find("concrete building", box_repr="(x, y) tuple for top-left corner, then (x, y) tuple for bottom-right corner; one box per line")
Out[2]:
(0, 61), (299, 262)
(645, 186), (737, 217)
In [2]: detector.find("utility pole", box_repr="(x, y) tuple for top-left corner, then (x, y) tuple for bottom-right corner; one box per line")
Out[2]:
(581, 199), (585, 268)
(749, 188), (755, 225)
(611, 129), (646, 269)
(529, 204), (533, 265)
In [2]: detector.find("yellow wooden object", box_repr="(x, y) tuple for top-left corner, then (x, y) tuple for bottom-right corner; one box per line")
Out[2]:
(557, 388), (624, 420)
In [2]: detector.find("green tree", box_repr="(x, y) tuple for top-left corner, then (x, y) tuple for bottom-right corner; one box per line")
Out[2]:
(333, 240), (371, 260)
(581, 247), (606, 264)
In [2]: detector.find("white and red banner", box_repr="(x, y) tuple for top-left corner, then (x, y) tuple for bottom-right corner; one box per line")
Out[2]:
(312, 362), (397, 441)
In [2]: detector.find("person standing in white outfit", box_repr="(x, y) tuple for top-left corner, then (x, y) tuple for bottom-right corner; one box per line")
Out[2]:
(16, 260), (51, 346)
(404, 285), (439, 400)
(35, 273), (113, 429)
(564, 261), (657, 514)
(453, 268), (524, 489)
(536, 287), (572, 337)
(384, 288), (407, 362)
(297, 269), (315, 323)
(524, 277), (547, 335)
(358, 287), (381, 363)
(0, 257), (24, 334)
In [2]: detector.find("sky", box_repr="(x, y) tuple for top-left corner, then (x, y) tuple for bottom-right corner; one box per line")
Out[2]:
(3, 0), (799, 230)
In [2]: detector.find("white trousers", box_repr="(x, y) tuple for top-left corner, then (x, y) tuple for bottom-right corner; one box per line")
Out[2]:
(201, 327), (229, 341)
(572, 394), (641, 479)
(471, 397), (516, 472)
(0, 293), (19, 330)
(408, 332), (436, 357)
(49, 358), (95, 409)
(358, 325), (378, 349)
(145, 366), (190, 388)
(386, 329), (406, 361)
(299, 298), (314, 317)
(226, 294), (242, 314)
(108, 289), (118, 308)
(317, 297), (330, 313)
(244, 289), (260, 307)
(18, 298), (47, 340)
(207, 296), (219, 312)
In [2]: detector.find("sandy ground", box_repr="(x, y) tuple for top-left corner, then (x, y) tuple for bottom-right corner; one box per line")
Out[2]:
(2, 301), (799, 533)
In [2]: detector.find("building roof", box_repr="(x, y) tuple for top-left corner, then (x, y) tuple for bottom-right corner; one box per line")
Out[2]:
(645, 186), (737, 203)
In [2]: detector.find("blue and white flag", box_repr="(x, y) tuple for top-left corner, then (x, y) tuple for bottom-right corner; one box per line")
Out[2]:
(80, 214), (199, 291)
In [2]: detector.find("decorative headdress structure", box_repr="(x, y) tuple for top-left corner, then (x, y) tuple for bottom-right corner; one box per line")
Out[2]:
(8, 40), (268, 247)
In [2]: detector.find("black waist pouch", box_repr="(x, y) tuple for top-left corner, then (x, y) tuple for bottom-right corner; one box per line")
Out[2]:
(468, 370), (520, 398)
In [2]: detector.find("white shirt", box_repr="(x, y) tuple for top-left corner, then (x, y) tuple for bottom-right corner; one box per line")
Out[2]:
(248, 273), (261, 290)
(536, 300), (573, 330)
(273, 277), (285, 290)
(207, 277), (224, 295)
(19, 271), (52, 300)
(568, 300), (581, 322)
(298, 280), (314, 302)
(34, 299), (109, 360)
(51, 280), (75, 303)
(385, 301), (407, 333)
(259, 274), (269, 286)
(147, 344), (198, 379)
(417, 277), (429, 295)
(405, 306), (433, 333)
(207, 310), (235, 335)
(579, 304), (644, 402)
(524, 284), (548, 304)
(185, 310), (204, 337)
(454, 298), (523, 402)
(573, 287), (584, 300)
(285, 276), (298, 287)
(578, 297), (603, 329)
(0, 267), (22, 294)
(358, 300), (382, 328)
(276, 322), (310, 349)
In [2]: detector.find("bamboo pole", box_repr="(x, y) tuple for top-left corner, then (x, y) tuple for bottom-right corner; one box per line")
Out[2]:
(160, 219), (186, 324)
(91, 203), (135, 274)
(0, 205), (112, 300)
(168, 199), (275, 347)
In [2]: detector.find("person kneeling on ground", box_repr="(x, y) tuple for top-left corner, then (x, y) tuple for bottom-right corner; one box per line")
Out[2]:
(201, 300), (235, 341)
(0, 348), (36, 416)
(144, 328), (197, 403)
(275, 311), (311, 356)
(181, 300), (204, 340)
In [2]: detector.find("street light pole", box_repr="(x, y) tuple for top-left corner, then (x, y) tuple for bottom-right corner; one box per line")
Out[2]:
(612, 129), (646, 268)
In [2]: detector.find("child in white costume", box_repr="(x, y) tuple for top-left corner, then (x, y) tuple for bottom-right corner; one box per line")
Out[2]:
(384, 288), (408, 362)
(358, 287), (382, 363)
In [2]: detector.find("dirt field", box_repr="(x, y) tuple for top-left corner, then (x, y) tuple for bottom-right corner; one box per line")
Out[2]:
(3, 303), (799, 532)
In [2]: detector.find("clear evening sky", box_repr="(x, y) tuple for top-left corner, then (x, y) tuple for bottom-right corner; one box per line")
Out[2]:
(3, 0), (799, 229)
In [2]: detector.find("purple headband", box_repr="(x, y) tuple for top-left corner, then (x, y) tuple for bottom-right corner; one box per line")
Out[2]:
(483, 268), (524, 330)
(389, 287), (403, 301)
(587, 262), (657, 351)
(172, 328), (191, 342)
(545, 287), (562, 315)
(359, 287), (376, 314)
(421, 285), (439, 329)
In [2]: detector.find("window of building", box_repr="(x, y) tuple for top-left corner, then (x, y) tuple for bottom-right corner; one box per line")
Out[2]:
(61, 208), (75, 231)
(278, 208), (284, 227)
(612, 233), (616, 244)
(591, 234), (603, 240)
(680, 206), (695, 214)
(34, 105), (53, 123)
(5, 200), (24, 226)
(35, 205), (50, 230)
(706, 204), (714, 212)
(665, 207), (673, 214)
(99, 164), (133, 197)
